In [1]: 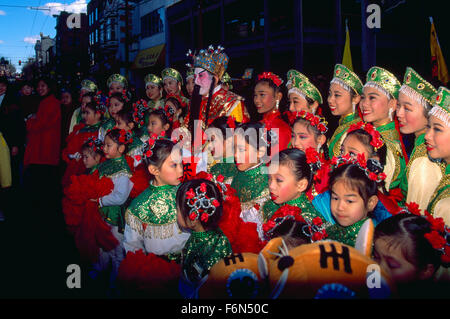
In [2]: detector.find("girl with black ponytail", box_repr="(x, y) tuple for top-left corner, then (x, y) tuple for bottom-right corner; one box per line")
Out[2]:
(261, 148), (326, 232)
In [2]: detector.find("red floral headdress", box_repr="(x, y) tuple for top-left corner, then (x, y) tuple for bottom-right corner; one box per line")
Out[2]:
(108, 89), (130, 103)
(305, 147), (324, 173)
(132, 99), (149, 127)
(191, 171), (229, 200)
(93, 90), (105, 105)
(285, 110), (328, 134)
(186, 182), (220, 223)
(262, 205), (328, 242)
(163, 103), (176, 122)
(348, 121), (384, 151)
(397, 202), (450, 264)
(85, 136), (103, 153)
(166, 93), (187, 108)
(257, 72), (283, 88)
(117, 129), (133, 145)
(331, 153), (387, 183)
(138, 131), (167, 162)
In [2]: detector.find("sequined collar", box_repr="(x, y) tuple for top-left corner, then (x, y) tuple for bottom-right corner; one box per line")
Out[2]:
(148, 181), (175, 192)
(339, 112), (355, 125)
(97, 156), (131, 178)
(191, 230), (216, 239)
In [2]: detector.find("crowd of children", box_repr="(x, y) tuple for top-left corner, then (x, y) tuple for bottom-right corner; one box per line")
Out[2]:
(54, 46), (450, 299)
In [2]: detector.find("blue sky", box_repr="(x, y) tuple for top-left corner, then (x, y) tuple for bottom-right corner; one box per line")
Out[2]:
(0, 1), (87, 72)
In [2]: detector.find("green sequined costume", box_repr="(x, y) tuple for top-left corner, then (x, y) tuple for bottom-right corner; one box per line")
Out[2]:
(97, 156), (132, 229)
(124, 183), (190, 256)
(376, 121), (407, 198)
(209, 157), (237, 184)
(181, 229), (232, 283)
(127, 130), (145, 160)
(229, 164), (270, 241)
(230, 164), (270, 211)
(262, 193), (326, 224)
(326, 218), (368, 247)
(328, 113), (360, 158)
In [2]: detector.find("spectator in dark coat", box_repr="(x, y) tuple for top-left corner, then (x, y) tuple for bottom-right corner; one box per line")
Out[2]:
(0, 76), (26, 189)
(18, 80), (40, 119)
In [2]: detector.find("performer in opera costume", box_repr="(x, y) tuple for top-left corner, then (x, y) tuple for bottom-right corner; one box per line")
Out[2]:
(184, 45), (248, 129)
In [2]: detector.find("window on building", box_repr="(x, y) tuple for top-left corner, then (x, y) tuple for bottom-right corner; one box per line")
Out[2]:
(106, 18), (116, 41)
(100, 24), (104, 43)
(141, 8), (164, 39)
(224, 1), (264, 41)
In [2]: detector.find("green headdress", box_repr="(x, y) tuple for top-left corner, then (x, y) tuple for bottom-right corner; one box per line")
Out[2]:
(330, 64), (363, 95)
(144, 74), (162, 88)
(364, 66), (401, 99)
(186, 68), (194, 80)
(286, 69), (323, 104)
(221, 72), (232, 90)
(161, 68), (183, 85)
(80, 79), (97, 93)
(399, 67), (437, 109)
(107, 74), (128, 89)
(429, 86), (450, 127)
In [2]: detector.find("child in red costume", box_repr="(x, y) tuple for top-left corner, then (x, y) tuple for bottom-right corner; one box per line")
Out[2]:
(61, 101), (104, 187)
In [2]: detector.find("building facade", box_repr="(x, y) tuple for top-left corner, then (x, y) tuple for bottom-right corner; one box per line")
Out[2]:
(129, 0), (181, 94)
(34, 33), (56, 68)
(87, 0), (124, 89)
(54, 11), (89, 82)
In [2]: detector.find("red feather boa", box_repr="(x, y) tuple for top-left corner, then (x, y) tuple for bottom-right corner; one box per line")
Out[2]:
(129, 162), (151, 199)
(191, 171), (265, 253)
(218, 184), (266, 254)
(62, 170), (119, 263)
(377, 189), (403, 215)
(117, 250), (181, 297)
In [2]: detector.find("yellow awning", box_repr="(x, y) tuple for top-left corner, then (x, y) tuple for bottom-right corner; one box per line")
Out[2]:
(132, 44), (165, 69)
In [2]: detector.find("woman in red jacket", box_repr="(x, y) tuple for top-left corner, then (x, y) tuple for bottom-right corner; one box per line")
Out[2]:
(23, 77), (62, 224)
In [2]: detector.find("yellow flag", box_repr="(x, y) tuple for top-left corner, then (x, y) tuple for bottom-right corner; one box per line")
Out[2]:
(430, 17), (449, 85)
(342, 21), (353, 71)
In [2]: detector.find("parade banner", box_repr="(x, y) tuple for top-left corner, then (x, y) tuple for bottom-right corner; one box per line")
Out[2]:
(430, 17), (449, 85)
(342, 20), (353, 71)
